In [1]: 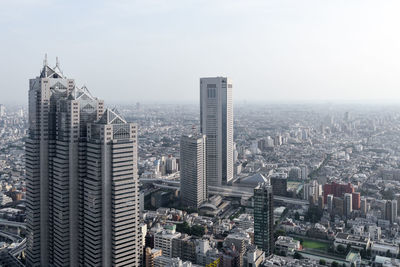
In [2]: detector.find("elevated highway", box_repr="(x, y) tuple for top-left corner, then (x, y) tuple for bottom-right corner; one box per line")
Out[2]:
(8, 238), (26, 257)
(146, 178), (309, 206)
(0, 219), (25, 230)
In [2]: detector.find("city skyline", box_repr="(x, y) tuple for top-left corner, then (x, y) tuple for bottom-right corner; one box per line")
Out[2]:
(2, 73), (400, 265)
(2, 1), (400, 266)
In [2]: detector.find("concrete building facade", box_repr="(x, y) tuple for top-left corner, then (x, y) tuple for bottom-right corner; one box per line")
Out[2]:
(200, 77), (233, 186)
(180, 135), (207, 208)
(253, 182), (274, 256)
(26, 58), (140, 267)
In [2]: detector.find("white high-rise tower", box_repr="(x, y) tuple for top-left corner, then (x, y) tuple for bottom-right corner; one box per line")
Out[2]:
(200, 77), (233, 186)
(344, 193), (353, 217)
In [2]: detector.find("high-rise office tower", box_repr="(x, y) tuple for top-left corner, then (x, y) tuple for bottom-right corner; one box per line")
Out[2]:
(200, 77), (233, 186)
(253, 182), (274, 256)
(165, 156), (178, 174)
(270, 173), (287, 197)
(0, 104), (5, 117)
(344, 193), (353, 217)
(361, 197), (368, 215)
(180, 135), (207, 208)
(392, 200), (398, 223)
(352, 192), (361, 210)
(385, 200), (398, 224)
(26, 58), (80, 266)
(303, 183), (310, 201)
(26, 58), (140, 267)
(318, 195), (324, 210)
(83, 109), (140, 266)
(327, 194), (334, 213)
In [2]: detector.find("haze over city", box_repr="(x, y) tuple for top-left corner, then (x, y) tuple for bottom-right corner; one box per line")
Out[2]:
(3, 1), (400, 267)
(2, 0), (400, 104)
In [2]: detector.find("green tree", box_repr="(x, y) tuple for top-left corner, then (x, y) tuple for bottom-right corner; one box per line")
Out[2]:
(331, 261), (339, 267)
(295, 212), (300, 220)
(381, 189), (395, 200)
(360, 249), (366, 258)
(191, 225), (205, 237)
(305, 206), (323, 223)
(319, 259), (326, 265)
(367, 248), (372, 257)
(293, 252), (303, 259)
(176, 222), (191, 235)
(336, 244), (346, 254)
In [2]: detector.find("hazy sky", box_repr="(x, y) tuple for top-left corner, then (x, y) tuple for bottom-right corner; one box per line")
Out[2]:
(1, 0), (400, 104)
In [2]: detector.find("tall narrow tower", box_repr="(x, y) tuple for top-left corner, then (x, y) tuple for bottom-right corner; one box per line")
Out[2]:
(200, 77), (233, 186)
(344, 193), (353, 218)
(26, 59), (77, 266)
(253, 182), (274, 256)
(180, 134), (207, 208)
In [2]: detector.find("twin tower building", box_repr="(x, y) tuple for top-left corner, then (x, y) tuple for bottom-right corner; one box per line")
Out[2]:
(180, 77), (234, 208)
(26, 59), (140, 267)
(26, 59), (233, 266)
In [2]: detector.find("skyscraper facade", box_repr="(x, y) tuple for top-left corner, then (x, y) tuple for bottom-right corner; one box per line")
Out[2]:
(26, 59), (81, 266)
(26, 58), (140, 267)
(385, 200), (398, 224)
(200, 77), (233, 186)
(352, 192), (361, 210)
(253, 182), (274, 256)
(82, 109), (140, 266)
(344, 193), (353, 217)
(180, 135), (207, 208)
(327, 194), (334, 213)
(361, 197), (368, 215)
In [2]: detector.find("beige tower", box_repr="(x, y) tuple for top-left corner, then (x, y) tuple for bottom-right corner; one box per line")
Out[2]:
(200, 77), (233, 187)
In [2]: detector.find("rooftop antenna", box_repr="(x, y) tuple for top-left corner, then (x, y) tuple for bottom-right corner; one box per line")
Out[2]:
(43, 53), (48, 66)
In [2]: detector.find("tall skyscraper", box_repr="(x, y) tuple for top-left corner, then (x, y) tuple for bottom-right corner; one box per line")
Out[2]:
(352, 192), (361, 210)
(200, 77), (233, 186)
(253, 182), (274, 256)
(344, 193), (353, 217)
(327, 194), (334, 213)
(26, 58), (79, 266)
(361, 197), (368, 215)
(0, 104), (5, 117)
(26, 58), (140, 266)
(385, 200), (398, 224)
(303, 183), (310, 201)
(180, 135), (207, 208)
(83, 109), (140, 266)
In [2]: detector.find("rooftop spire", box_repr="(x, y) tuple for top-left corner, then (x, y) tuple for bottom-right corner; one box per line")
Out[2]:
(56, 56), (60, 68)
(43, 53), (48, 67)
